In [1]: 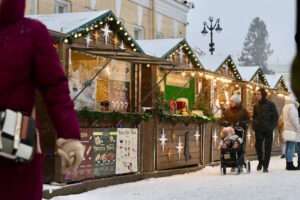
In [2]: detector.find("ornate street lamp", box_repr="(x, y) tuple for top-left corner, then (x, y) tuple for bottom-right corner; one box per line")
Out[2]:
(201, 16), (222, 55)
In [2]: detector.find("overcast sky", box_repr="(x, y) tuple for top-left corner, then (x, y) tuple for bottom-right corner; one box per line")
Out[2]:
(187, 0), (297, 65)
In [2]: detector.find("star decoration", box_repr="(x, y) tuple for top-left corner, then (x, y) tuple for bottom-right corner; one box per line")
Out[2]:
(212, 128), (218, 147)
(185, 56), (189, 66)
(101, 24), (112, 45)
(179, 49), (184, 63)
(84, 33), (92, 47)
(194, 126), (200, 146)
(158, 128), (168, 152)
(176, 137), (183, 159)
(189, 62), (193, 69)
(119, 40), (125, 50)
(247, 130), (251, 143)
(167, 148), (172, 161)
(93, 31), (99, 44)
(113, 34), (120, 48)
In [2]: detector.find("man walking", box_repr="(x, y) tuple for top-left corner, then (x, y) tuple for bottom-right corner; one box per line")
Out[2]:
(252, 88), (279, 173)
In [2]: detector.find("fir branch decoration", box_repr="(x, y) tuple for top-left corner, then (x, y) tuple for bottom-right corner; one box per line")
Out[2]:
(77, 108), (152, 126)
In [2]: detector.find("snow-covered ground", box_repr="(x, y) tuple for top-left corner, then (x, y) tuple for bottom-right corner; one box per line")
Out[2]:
(51, 156), (300, 200)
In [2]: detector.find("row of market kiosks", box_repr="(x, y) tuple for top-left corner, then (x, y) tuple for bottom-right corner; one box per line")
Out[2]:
(29, 10), (289, 183)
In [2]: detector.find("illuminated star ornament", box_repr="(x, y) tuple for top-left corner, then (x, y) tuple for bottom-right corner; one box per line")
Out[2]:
(119, 40), (125, 50)
(93, 30), (100, 44)
(213, 128), (218, 147)
(113, 35), (120, 48)
(194, 126), (200, 146)
(247, 130), (251, 143)
(158, 128), (168, 152)
(176, 137), (183, 159)
(101, 24), (112, 45)
(179, 49), (184, 63)
(84, 33), (92, 47)
(189, 61), (193, 69)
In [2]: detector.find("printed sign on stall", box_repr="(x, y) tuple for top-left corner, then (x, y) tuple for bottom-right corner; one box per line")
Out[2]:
(64, 128), (94, 181)
(93, 129), (117, 177)
(116, 128), (138, 174)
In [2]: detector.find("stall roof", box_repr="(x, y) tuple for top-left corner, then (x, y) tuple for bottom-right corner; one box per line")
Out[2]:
(265, 74), (284, 89)
(29, 10), (110, 34)
(236, 66), (260, 81)
(197, 54), (228, 72)
(71, 47), (178, 66)
(28, 10), (144, 53)
(137, 38), (203, 69)
(136, 38), (184, 58)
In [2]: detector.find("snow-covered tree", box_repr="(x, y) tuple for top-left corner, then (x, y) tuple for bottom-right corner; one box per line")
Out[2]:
(238, 17), (273, 74)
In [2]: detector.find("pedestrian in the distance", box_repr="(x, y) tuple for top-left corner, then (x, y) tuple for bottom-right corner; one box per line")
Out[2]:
(282, 96), (300, 170)
(252, 88), (279, 173)
(0, 0), (83, 199)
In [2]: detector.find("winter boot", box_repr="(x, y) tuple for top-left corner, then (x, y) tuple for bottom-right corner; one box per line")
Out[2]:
(286, 162), (298, 170)
(263, 168), (269, 173)
(280, 155), (285, 159)
(257, 162), (263, 171)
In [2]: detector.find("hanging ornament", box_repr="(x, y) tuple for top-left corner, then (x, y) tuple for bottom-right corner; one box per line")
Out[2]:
(113, 34), (120, 48)
(93, 30), (100, 44)
(84, 33), (92, 47)
(189, 61), (193, 69)
(179, 49), (184, 63)
(158, 128), (168, 152)
(185, 56), (189, 66)
(247, 130), (251, 143)
(212, 128), (218, 147)
(101, 24), (112, 45)
(167, 147), (171, 161)
(119, 40), (125, 50)
(176, 137), (183, 159)
(171, 129), (176, 143)
(194, 126), (200, 146)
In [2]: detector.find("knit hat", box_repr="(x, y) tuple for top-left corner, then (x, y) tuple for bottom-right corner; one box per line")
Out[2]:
(230, 94), (241, 104)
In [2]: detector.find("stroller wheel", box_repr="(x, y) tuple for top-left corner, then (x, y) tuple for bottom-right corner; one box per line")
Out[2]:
(221, 166), (226, 175)
(246, 160), (251, 173)
(235, 166), (240, 175)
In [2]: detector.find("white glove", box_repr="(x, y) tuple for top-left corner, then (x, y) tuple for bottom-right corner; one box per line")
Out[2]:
(56, 138), (84, 173)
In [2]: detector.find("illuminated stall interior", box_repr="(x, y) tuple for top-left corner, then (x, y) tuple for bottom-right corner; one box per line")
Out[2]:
(199, 55), (242, 118)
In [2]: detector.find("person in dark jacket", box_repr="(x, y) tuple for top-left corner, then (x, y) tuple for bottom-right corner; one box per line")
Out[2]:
(0, 0), (83, 199)
(252, 88), (279, 173)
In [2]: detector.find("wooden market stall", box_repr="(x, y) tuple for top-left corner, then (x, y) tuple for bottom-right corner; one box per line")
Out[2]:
(137, 38), (213, 170)
(29, 10), (176, 183)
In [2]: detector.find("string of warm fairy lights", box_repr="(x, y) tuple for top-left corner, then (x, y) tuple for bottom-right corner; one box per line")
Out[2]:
(62, 12), (141, 53)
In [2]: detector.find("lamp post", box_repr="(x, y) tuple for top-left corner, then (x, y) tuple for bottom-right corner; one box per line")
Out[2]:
(201, 16), (222, 55)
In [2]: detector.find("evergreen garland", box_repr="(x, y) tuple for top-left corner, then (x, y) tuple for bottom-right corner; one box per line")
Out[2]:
(76, 109), (152, 126)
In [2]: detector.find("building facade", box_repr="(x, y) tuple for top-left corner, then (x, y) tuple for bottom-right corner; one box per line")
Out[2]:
(25, 0), (191, 40)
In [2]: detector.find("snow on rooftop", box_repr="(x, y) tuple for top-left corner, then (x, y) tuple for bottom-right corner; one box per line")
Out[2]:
(136, 38), (184, 58)
(28, 11), (109, 34)
(236, 66), (260, 81)
(197, 55), (228, 72)
(265, 74), (283, 88)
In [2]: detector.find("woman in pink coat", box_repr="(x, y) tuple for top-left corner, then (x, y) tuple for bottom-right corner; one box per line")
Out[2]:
(0, 0), (83, 199)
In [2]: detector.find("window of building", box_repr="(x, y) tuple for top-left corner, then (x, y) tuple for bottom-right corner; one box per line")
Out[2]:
(134, 26), (144, 40)
(156, 32), (163, 39)
(30, 0), (37, 15)
(55, 0), (70, 13)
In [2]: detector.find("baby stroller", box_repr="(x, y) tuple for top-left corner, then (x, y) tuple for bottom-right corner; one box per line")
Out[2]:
(220, 121), (251, 175)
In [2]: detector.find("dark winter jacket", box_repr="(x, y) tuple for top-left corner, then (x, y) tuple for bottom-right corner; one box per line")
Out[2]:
(0, 0), (80, 199)
(223, 104), (250, 131)
(252, 99), (279, 134)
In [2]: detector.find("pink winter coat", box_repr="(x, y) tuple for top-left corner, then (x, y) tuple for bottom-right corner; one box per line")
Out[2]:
(0, 0), (80, 199)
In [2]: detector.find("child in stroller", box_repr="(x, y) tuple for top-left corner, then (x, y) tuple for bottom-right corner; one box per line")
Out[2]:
(220, 122), (251, 175)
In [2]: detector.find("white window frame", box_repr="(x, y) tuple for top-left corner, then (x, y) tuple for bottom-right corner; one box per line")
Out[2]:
(55, 0), (71, 13)
(134, 26), (144, 40)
